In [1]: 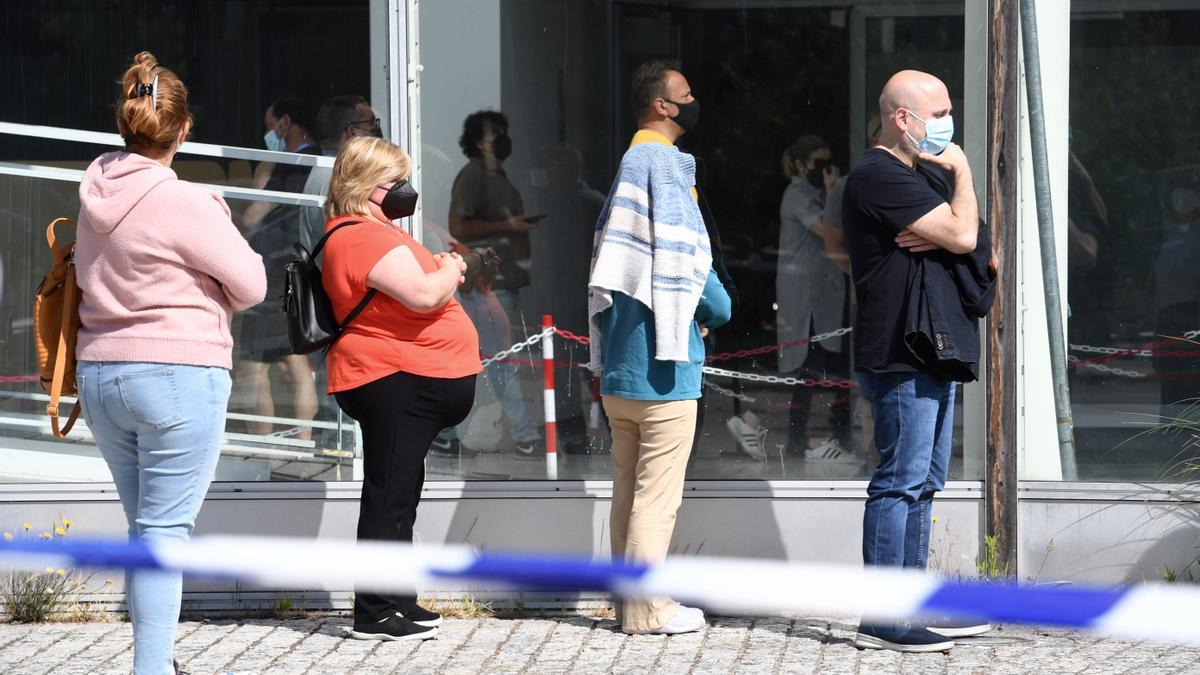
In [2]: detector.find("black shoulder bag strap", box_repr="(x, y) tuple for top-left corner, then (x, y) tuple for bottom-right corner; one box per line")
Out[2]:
(311, 220), (378, 344)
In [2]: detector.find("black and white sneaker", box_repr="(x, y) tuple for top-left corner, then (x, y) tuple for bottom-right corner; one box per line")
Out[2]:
(397, 604), (443, 628)
(725, 415), (766, 459)
(430, 436), (478, 458)
(345, 614), (438, 641)
(854, 622), (954, 653)
(513, 440), (540, 458)
(925, 615), (993, 638)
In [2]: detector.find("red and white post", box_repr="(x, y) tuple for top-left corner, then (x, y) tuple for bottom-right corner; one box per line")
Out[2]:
(588, 376), (603, 447)
(541, 314), (558, 480)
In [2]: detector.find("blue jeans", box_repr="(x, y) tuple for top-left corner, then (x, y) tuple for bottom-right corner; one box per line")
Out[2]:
(77, 361), (231, 675)
(857, 371), (955, 569)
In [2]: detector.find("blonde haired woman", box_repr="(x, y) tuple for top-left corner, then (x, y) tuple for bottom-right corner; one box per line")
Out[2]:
(321, 137), (481, 640)
(75, 52), (265, 673)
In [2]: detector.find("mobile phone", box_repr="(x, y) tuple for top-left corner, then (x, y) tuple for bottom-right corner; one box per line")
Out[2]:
(525, 214), (547, 224)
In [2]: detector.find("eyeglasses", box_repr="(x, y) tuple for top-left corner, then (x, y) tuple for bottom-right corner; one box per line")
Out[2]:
(346, 117), (381, 130)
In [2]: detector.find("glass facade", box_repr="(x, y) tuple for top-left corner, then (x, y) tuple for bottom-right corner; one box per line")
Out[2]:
(0, 0), (1008, 486)
(1067, 1), (1200, 481)
(0, 0), (381, 482)
(417, 1), (979, 482)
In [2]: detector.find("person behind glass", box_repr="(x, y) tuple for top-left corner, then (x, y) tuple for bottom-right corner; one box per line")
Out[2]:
(527, 143), (607, 452)
(320, 137), (481, 641)
(588, 60), (732, 635)
(841, 70), (991, 652)
(298, 95), (383, 446)
(446, 110), (542, 457)
(776, 134), (858, 471)
(236, 95), (323, 440)
(1153, 172), (1200, 417)
(824, 115), (883, 461)
(299, 94), (382, 251)
(74, 51), (267, 674)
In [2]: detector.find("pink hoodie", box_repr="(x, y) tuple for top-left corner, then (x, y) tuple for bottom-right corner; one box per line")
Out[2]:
(75, 151), (267, 369)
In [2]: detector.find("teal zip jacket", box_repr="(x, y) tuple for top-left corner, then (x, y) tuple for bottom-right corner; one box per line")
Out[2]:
(598, 269), (732, 400)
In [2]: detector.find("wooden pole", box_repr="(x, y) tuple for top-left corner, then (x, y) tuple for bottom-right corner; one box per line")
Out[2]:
(986, 0), (1021, 576)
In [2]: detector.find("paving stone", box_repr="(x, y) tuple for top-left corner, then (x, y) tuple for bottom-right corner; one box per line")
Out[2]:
(0, 615), (1194, 673)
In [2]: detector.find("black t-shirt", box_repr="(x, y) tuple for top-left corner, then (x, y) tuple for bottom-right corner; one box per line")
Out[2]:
(249, 142), (322, 308)
(841, 148), (951, 373)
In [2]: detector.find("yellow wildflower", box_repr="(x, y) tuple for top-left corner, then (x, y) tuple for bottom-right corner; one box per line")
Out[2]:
(40, 531), (52, 540)
(44, 566), (54, 574)
(56, 569), (66, 576)
(54, 527), (67, 536)
(105, 578), (114, 585)
(23, 523), (31, 530)
(61, 519), (73, 528)
(931, 517), (940, 524)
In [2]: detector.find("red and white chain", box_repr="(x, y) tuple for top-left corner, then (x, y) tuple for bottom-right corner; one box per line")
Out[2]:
(1068, 355), (1147, 379)
(703, 380), (758, 403)
(480, 327), (556, 368)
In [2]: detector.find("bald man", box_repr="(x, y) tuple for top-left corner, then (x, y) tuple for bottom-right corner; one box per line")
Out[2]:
(841, 70), (991, 652)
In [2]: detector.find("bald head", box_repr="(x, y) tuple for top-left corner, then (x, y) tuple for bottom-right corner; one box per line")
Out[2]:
(876, 70), (953, 158)
(879, 70), (948, 117)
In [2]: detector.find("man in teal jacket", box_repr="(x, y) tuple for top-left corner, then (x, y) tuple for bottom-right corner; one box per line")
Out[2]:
(587, 60), (732, 636)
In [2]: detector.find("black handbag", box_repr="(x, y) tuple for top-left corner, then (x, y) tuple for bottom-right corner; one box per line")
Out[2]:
(281, 220), (377, 355)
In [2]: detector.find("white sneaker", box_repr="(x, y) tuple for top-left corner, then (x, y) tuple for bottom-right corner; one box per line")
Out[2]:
(626, 605), (706, 635)
(803, 438), (859, 466)
(726, 415), (766, 459)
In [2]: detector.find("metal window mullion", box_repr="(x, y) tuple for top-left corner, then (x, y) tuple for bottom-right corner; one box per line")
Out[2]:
(0, 161), (324, 207)
(0, 121), (334, 168)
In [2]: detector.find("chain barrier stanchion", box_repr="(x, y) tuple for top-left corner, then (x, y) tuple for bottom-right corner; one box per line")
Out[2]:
(541, 315), (558, 480)
(588, 375), (603, 444)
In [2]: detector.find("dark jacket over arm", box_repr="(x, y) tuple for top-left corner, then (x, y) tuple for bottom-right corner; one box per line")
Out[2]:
(904, 221), (996, 382)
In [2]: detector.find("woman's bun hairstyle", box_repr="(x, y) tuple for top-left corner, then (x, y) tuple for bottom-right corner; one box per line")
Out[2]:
(115, 51), (191, 150)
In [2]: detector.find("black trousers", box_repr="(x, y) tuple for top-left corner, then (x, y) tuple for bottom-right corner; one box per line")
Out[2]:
(787, 341), (853, 450)
(335, 370), (476, 623)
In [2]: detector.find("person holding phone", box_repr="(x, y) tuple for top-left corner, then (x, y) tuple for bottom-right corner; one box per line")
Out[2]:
(444, 109), (543, 458)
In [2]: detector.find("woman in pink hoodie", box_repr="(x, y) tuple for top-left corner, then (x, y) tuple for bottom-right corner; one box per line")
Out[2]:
(74, 52), (266, 675)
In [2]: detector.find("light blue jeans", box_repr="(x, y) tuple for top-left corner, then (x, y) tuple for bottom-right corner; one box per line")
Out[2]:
(77, 361), (231, 675)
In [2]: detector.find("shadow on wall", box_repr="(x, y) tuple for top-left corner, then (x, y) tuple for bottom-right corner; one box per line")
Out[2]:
(1021, 486), (1200, 585)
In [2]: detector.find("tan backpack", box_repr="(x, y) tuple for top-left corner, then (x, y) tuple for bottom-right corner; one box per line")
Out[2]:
(34, 217), (82, 437)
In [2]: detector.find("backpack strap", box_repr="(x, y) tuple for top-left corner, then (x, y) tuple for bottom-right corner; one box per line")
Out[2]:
(47, 217), (80, 437)
(48, 268), (79, 436)
(312, 219), (379, 352)
(310, 219), (360, 258)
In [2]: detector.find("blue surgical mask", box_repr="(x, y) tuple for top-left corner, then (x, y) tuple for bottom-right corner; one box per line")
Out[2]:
(906, 111), (954, 155)
(263, 125), (285, 152)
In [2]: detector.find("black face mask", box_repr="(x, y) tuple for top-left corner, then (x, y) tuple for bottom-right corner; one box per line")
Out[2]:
(806, 158), (830, 189)
(491, 134), (513, 160)
(376, 180), (419, 220)
(666, 98), (700, 133)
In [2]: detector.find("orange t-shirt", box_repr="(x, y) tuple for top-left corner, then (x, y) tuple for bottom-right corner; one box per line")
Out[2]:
(320, 215), (482, 392)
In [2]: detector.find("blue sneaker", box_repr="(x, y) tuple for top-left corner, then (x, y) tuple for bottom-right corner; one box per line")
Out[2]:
(925, 615), (992, 638)
(855, 621), (954, 653)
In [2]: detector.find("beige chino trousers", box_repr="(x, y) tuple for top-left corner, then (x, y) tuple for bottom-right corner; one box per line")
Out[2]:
(603, 395), (698, 633)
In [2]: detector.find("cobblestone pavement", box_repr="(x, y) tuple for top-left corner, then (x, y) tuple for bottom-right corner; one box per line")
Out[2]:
(2, 614), (1199, 674)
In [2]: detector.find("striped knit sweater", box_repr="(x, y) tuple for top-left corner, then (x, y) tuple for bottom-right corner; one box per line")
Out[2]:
(587, 139), (713, 369)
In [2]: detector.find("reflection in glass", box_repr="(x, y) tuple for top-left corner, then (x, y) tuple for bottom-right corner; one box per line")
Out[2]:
(1068, 3), (1200, 481)
(418, 1), (973, 481)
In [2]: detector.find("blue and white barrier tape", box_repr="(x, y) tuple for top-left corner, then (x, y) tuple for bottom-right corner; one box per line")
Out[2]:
(4, 535), (1200, 643)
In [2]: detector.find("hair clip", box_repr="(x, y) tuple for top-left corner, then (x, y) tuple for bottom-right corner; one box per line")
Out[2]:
(134, 75), (159, 111)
